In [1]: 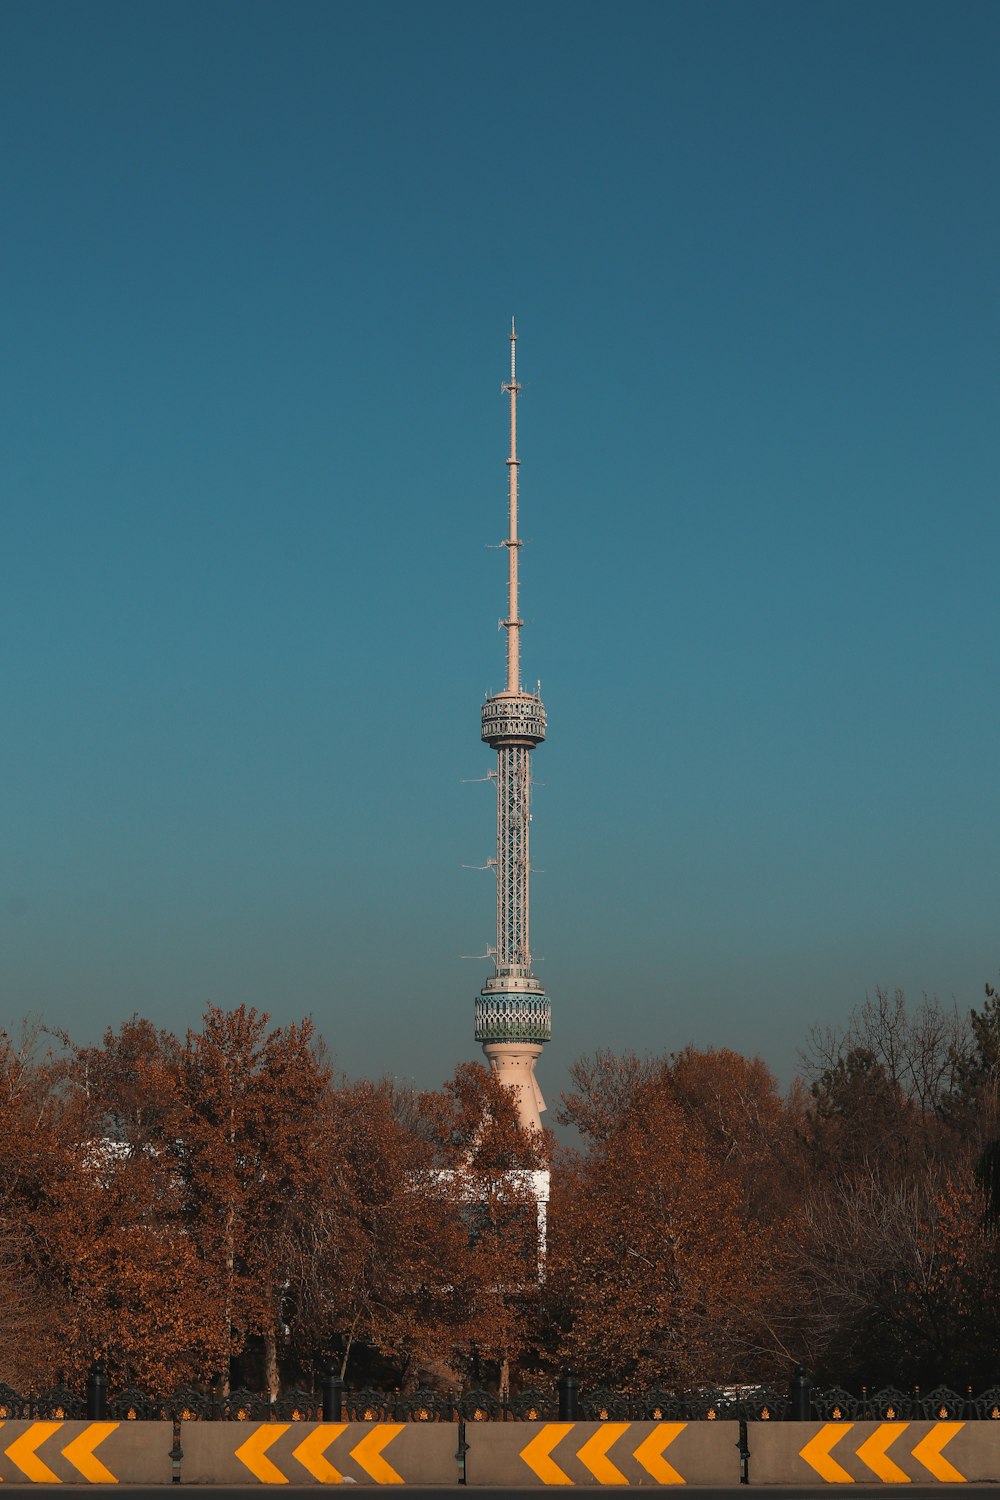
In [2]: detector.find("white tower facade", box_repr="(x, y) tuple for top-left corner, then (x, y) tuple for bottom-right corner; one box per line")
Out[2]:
(474, 322), (550, 1132)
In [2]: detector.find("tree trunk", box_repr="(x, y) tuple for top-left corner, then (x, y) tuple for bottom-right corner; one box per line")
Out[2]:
(264, 1326), (279, 1404)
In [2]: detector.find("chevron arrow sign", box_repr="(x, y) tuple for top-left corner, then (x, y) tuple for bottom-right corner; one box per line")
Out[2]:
(518, 1422), (695, 1485)
(749, 1418), (998, 1484)
(182, 1419), (457, 1484)
(232, 1422), (406, 1484)
(0, 1420), (174, 1483)
(461, 1419), (741, 1486)
(801, 1420), (969, 1483)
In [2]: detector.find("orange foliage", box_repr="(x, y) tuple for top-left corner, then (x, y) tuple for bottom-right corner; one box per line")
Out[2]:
(0, 990), (996, 1395)
(549, 1065), (788, 1388)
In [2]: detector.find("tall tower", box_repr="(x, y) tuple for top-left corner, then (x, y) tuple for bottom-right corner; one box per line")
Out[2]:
(475, 321), (551, 1132)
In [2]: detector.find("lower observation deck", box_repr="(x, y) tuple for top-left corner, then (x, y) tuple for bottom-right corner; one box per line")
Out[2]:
(481, 691), (546, 747)
(476, 980), (551, 1044)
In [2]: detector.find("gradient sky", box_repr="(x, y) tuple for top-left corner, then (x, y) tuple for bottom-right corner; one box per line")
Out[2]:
(4, 1), (999, 1111)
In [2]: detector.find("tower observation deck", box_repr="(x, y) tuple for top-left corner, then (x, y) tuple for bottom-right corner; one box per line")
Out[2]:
(474, 322), (550, 1132)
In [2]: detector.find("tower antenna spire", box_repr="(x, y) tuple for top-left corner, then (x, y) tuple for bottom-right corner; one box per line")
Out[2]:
(502, 316), (522, 694)
(475, 323), (551, 1131)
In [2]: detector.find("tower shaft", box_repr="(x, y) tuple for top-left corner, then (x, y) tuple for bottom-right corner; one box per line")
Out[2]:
(475, 323), (550, 1132)
(496, 743), (531, 972)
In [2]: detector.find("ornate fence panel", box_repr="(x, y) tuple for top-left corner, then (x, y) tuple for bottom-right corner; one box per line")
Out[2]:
(634, 1387), (688, 1421)
(581, 1387), (631, 1421)
(273, 1386), (322, 1421)
(457, 1388), (504, 1422)
(344, 1387), (393, 1423)
(108, 1386), (164, 1420)
(3, 1376), (1000, 1423)
(508, 1385), (558, 1421)
(218, 1386), (271, 1422)
(917, 1385), (972, 1421)
(0, 1385), (31, 1420)
(36, 1384), (86, 1420)
(967, 1387), (1000, 1420)
(165, 1385), (217, 1421)
(811, 1385), (859, 1421)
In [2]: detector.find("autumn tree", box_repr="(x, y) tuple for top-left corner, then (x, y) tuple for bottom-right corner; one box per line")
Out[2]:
(793, 988), (989, 1383)
(944, 984), (1000, 1215)
(909, 1170), (1000, 1386)
(0, 1021), (72, 1387)
(665, 1046), (803, 1224)
(285, 1076), (473, 1386)
(169, 1006), (331, 1397)
(0, 1018), (211, 1389)
(75, 1015), (181, 1149)
(418, 1062), (549, 1386)
(549, 1052), (794, 1388)
(803, 987), (968, 1168)
(282, 1062), (546, 1390)
(34, 1095), (217, 1391)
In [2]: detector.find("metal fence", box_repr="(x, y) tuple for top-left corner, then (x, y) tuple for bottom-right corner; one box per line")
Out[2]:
(3, 1371), (1000, 1423)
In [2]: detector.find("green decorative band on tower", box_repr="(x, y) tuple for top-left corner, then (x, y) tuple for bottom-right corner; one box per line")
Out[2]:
(476, 992), (552, 1043)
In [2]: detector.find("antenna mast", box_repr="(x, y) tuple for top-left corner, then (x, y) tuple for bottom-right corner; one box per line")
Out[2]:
(503, 317), (522, 694)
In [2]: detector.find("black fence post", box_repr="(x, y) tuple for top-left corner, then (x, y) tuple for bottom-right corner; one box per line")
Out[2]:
(557, 1367), (579, 1421)
(789, 1365), (811, 1420)
(321, 1364), (343, 1422)
(737, 1419), (750, 1484)
(169, 1420), (183, 1485)
(86, 1360), (108, 1421)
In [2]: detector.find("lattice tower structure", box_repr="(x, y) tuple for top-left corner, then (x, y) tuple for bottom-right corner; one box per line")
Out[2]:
(475, 322), (550, 1132)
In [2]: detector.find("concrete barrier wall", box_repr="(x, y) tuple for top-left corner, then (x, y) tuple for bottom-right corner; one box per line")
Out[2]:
(180, 1419), (459, 1484)
(748, 1419), (1000, 1485)
(2, 1414), (997, 1485)
(0, 1421), (173, 1483)
(0, 1416), (734, 1486)
(465, 1419), (742, 1486)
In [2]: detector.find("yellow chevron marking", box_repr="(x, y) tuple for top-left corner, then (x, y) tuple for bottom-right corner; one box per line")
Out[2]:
(520, 1424), (575, 1484)
(234, 1423), (290, 1484)
(857, 1422), (911, 1483)
(350, 1424), (404, 1484)
(292, 1424), (346, 1484)
(62, 1423), (120, 1483)
(911, 1423), (966, 1483)
(634, 1422), (687, 1484)
(577, 1423), (630, 1485)
(7, 1422), (64, 1483)
(800, 1423), (855, 1483)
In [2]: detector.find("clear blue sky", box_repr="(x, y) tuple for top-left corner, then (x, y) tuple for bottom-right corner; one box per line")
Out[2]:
(4, 0), (998, 1105)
